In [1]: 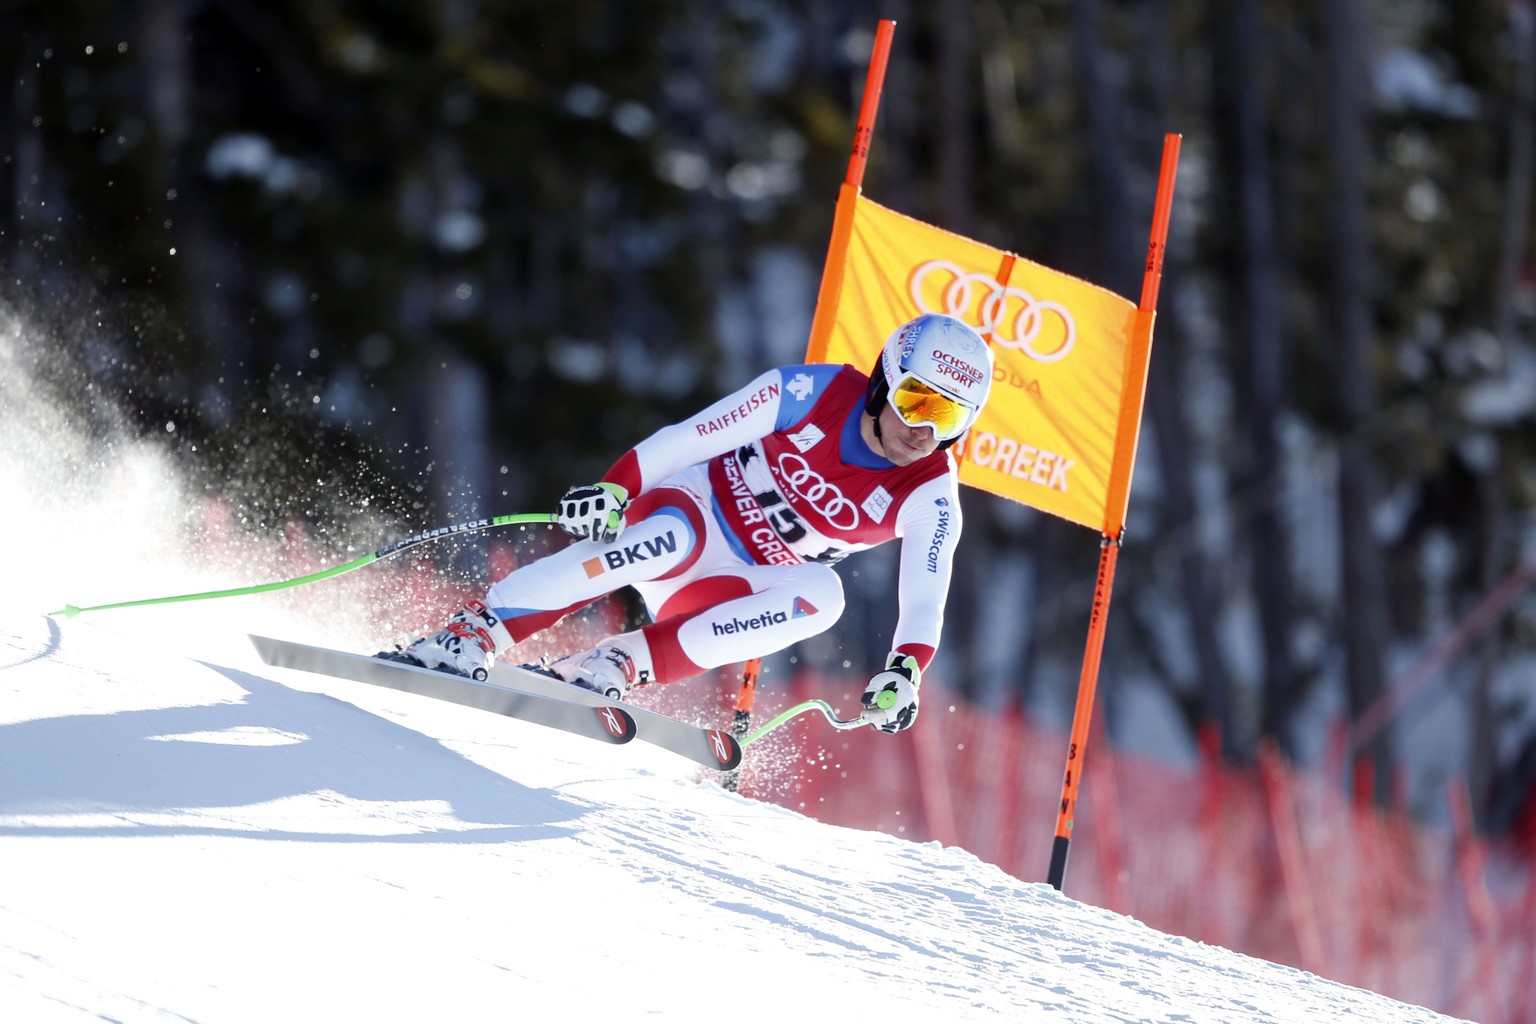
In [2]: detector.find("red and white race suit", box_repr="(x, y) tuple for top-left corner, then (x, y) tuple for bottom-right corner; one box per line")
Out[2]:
(485, 363), (963, 683)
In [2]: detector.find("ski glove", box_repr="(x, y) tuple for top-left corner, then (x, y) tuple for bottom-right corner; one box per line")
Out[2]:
(557, 482), (630, 543)
(861, 653), (921, 734)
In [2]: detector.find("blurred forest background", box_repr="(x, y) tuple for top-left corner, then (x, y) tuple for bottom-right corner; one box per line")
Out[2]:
(5, 0), (1536, 837)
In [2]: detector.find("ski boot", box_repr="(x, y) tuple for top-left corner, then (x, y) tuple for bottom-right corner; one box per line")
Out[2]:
(523, 637), (651, 701)
(381, 600), (511, 681)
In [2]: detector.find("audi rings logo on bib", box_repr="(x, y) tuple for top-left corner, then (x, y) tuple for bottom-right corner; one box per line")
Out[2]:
(909, 260), (1077, 363)
(776, 453), (860, 530)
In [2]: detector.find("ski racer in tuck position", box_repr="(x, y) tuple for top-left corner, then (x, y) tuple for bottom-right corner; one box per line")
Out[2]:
(385, 313), (994, 734)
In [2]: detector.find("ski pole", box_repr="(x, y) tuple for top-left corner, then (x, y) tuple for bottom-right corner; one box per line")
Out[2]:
(48, 512), (556, 618)
(740, 697), (880, 747)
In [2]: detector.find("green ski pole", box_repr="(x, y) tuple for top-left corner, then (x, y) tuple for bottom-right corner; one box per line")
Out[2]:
(741, 696), (886, 747)
(49, 512), (556, 619)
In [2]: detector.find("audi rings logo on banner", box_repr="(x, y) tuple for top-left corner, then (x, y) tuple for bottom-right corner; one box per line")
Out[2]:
(776, 453), (861, 530)
(909, 260), (1078, 363)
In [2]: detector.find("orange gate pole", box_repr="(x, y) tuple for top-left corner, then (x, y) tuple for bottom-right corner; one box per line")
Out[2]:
(805, 19), (895, 361)
(1048, 133), (1181, 890)
(735, 19), (897, 755)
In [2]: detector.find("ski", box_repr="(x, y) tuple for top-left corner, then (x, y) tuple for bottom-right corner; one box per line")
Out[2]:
(248, 636), (636, 746)
(247, 636), (740, 770)
(487, 664), (742, 772)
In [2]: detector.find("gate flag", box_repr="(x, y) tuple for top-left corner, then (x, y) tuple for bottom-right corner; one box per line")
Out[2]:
(804, 193), (1141, 533)
(804, 17), (1180, 894)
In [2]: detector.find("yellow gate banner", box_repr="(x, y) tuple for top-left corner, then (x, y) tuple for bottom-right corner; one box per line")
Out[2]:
(805, 192), (1142, 532)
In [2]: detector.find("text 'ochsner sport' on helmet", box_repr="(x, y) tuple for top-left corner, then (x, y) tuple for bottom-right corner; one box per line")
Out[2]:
(877, 314), (994, 441)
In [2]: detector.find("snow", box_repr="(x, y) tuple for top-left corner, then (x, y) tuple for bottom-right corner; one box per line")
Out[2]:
(0, 611), (1468, 1023)
(0, 315), (1465, 1022)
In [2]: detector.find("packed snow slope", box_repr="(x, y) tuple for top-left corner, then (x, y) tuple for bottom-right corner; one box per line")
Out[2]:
(0, 614), (1466, 1024)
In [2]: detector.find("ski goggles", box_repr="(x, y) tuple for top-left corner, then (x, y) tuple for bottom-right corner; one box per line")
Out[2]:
(887, 375), (977, 440)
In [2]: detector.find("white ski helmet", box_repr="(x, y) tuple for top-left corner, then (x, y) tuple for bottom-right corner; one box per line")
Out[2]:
(864, 313), (993, 447)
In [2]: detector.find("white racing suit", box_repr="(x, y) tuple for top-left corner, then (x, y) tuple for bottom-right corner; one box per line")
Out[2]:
(485, 363), (963, 683)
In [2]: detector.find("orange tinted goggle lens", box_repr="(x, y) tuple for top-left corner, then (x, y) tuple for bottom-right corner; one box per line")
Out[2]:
(889, 377), (971, 438)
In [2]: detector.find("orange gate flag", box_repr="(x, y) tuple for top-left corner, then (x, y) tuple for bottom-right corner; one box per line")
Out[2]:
(804, 193), (1141, 533)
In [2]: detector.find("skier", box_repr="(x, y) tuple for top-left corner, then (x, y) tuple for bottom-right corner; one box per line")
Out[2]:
(386, 313), (993, 734)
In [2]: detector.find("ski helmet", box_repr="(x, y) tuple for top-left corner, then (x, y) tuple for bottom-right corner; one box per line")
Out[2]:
(864, 313), (993, 447)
